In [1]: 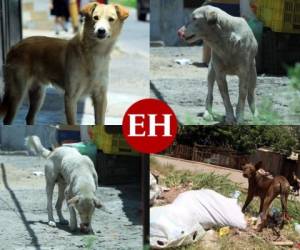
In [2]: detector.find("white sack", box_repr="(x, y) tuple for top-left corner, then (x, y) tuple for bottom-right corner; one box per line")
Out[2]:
(150, 189), (246, 248)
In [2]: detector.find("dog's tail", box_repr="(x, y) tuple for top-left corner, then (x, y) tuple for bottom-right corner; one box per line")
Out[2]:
(25, 135), (51, 158)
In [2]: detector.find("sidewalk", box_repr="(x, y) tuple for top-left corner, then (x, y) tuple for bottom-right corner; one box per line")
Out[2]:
(10, 8), (149, 125)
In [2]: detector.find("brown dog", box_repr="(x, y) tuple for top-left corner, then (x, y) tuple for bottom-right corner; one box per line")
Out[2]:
(0, 3), (128, 125)
(241, 162), (290, 231)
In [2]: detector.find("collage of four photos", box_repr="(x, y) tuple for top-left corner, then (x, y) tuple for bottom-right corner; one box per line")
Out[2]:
(1, 0), (300, 249)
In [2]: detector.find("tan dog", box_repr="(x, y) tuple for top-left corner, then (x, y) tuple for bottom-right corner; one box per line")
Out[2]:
(242, 162), (290, 231)
(0, 3), (129, 125)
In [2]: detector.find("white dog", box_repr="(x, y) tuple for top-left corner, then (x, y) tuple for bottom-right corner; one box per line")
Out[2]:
(26, 135), (102, 233)
(178, 5), (258, 124)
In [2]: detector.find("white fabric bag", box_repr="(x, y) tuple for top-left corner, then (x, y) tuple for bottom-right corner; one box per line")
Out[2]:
(150, 189), (246, 248)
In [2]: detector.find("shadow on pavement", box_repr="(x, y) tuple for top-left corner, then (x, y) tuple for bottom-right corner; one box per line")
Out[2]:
(0, 163), (41, 250)
(115, 184), (142, 226)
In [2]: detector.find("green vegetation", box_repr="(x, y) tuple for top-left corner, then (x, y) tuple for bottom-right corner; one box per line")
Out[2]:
(83, 235), (97, 250)
(176, 126), (298, 155)
(109, 0), (136, 8)
(288, 63), (300, 92)
(288, 63), (300, 114)
(254, 97), (282, 125)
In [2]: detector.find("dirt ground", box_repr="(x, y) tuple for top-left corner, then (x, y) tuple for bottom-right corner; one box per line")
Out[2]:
(0, 155), (143, 250)
(150, 46), (300, 125)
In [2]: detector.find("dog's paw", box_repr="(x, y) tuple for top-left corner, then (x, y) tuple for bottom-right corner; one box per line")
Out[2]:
(69, 222), (78, 232)
(69, 225), (78, 232)
(225, 116), (236, 124)
(203, 110), (214, 121)
(59, 219), (69, 225)
(48, 221), (56, 227)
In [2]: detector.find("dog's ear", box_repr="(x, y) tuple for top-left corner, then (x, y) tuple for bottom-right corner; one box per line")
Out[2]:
(114, 4), (129, 21)
(254, 161), (263, 170)
(67, 196), (80, 207)
(93, 198), (103, 209)
(205, 10), (218, 25)
(80, 2), (98, 17)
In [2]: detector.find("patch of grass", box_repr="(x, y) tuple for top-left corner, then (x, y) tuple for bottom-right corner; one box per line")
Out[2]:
(83, 235), (97, 250)
(151, 158), (238, 197)
(109, 0), (136, 8)
(253, 97), (282, 125)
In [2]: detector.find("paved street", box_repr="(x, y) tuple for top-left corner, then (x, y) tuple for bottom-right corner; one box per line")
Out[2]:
(5, 8), (149, 125)
(0, 155), (142, 249)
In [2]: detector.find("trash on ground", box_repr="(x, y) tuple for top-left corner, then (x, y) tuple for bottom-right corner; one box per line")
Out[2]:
(295, 222), (300, 234)
(219, 226), (230, 237)
(174, 58), (192, 65)
(249, 217), (258, 225)
(271, 241), (294, 246)
(32, 171), (44, 176)
(231, 190), (241, 200)
(150, 189), (246, 248)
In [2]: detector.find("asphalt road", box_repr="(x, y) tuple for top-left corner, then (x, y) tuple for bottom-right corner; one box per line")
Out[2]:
(5, 8), (149, 125)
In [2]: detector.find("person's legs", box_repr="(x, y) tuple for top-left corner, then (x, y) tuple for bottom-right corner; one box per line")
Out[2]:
(54, 16), (61, 35)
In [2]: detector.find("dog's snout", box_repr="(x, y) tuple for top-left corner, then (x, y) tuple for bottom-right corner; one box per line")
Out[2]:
(177, 26), (186, 40)
(97, 28), (106, 38)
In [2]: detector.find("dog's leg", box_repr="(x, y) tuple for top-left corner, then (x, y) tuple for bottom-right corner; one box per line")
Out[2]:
(257, 193), (277, 231)
(247, 62), (257, 117)
(26, 84), (45, 125)
(92, 88), (107, 125)
(203, 64), (215, 121)
(3, 98), (21, 125)
(242, 193), (254, 213)
(216, 75), (235, 123)
(236, 76), (248, 124)
(68, 206), (78, 232)
(280, 192), (289, 223)
(46, 181), (56, 227)
(64, 93), (77, 125)
(3, 74), (28, 125)
(56, 182), (68, 225)
(259, 197), (264, 213)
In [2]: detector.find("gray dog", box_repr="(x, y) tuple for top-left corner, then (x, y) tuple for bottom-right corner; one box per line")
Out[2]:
(178, 5), (258, 124)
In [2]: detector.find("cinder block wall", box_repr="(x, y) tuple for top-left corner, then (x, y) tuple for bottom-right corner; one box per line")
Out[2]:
(22, 0), (53, 29)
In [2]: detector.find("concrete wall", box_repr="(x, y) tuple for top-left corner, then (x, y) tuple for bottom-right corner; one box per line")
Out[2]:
(150, 0), (185, 46)
(0, 126), (57, 150)
(150, 0), (199, 46)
